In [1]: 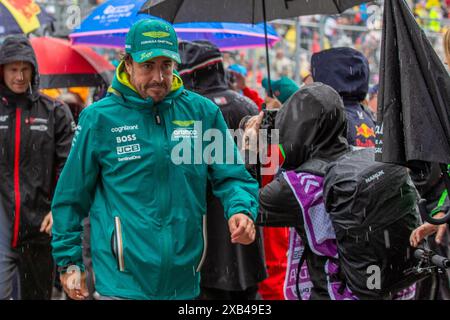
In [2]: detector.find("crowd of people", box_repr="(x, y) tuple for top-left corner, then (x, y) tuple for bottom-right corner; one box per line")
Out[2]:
(222, 1), (449, 100)
(0, 12), (449, 301)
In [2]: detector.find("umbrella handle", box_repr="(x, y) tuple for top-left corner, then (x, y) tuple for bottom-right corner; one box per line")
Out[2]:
(262, 0), (273, 98)
(418, 198), (450, 225)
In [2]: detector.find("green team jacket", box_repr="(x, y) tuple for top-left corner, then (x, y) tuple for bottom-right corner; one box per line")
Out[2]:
(51, 62), (259, 299)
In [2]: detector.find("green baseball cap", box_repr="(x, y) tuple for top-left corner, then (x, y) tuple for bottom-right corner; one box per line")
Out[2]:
(125, 19), (181, 64)
(262, 76), (300, 103)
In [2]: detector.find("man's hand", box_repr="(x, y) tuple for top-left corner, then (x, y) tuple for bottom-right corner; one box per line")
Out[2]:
(40, 211), (53, 235)
(410, 212), (447, 247)
(60, 268), (89, 300)
(242, 112), (264, 152)
(264, 96), (282, 110)
(228, 213), (256, 245)
(244, 111), (264, 135)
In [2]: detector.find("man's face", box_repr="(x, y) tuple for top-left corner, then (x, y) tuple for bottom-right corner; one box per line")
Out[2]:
(3, 61), (33, 94)
(368, 94), (378, 114)
(303, 75), (314, 85)
(125, 56), (174, 103)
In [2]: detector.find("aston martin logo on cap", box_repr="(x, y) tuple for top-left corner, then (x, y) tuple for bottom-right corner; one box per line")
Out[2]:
(142, 31), (170, 38)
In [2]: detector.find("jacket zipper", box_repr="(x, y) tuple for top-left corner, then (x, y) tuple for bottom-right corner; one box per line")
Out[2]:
(12, 108), (22, 248)
(153, 104), (172, 294)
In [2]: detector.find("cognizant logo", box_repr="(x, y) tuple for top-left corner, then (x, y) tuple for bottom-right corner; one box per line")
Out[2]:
(111, 125), (139, 133)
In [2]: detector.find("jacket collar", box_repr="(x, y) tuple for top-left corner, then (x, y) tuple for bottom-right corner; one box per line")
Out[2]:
(0, 84), (33, 110)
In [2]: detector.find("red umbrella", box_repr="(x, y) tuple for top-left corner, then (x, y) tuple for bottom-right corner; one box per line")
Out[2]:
(30, 37), (115, 89)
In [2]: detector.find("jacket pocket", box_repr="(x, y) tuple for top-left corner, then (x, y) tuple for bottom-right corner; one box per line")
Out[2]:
(110, 216), (126, 272)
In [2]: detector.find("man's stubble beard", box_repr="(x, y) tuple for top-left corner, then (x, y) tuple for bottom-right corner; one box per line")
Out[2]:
(129, 68), (170, 101)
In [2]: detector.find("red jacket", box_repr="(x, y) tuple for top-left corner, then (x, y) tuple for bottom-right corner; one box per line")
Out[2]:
(258, 144), (289, 300)
(243, 87), (264, 111)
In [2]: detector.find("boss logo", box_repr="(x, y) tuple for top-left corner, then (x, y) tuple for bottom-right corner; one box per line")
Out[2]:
(116, 134), (137, 144)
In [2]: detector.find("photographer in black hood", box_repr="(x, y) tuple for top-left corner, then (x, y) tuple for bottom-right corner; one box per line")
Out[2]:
(251, 83), (350, 299)
(178, 40), (267, 300)
(0, 35), (74, 299)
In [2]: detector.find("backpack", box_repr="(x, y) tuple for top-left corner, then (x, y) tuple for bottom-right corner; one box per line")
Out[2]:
(323, 148), (424, 299)
(283, 148), (423, 299)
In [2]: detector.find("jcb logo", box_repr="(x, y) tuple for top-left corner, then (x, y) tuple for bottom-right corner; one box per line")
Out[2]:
(116, 134), (137, 144)
(117, 144), (140, 155)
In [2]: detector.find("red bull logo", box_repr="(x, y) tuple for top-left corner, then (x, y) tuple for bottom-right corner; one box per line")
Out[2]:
(355, 123), (376, 139)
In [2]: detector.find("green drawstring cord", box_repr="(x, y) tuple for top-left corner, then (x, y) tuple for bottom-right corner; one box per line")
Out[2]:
(278, 144), (286, 159)
(430, 189), (448, 217)
(430, 164), (450, 217)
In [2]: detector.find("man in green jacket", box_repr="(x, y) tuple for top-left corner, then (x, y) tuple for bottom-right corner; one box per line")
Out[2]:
(51, 19), (259, 300)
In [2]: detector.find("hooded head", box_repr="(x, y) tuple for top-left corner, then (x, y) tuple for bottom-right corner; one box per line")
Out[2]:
(311, 47), (369, 103)
(0, 35), (39, 101)
(178, 40), (227, 94)
(275, 82), (349, 170)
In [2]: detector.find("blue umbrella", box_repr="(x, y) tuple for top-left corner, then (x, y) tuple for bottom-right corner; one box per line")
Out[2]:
(174, 22), (278, 51)
(69, 0), (278, 50)
(0, 1), (54, 36)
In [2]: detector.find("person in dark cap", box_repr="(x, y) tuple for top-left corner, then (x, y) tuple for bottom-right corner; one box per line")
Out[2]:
(0, 35), (75, 299)
(178, 40), (267, 300)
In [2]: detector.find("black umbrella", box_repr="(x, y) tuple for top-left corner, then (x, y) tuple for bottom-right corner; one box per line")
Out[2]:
(140, 0), (368, 96)
(375, 0), (450, 224)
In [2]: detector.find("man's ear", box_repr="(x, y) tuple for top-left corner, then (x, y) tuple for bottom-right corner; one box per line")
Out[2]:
(124, 59), (132, 75)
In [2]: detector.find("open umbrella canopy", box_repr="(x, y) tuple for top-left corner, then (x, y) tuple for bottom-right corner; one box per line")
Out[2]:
(69, 0), (278, 50)
(177, 22), (278, 50)
(140, 0), (369, 23)
(0, 0), (54, 36)
(30, 37), (115, 89)
(141, 0), (369, 95)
